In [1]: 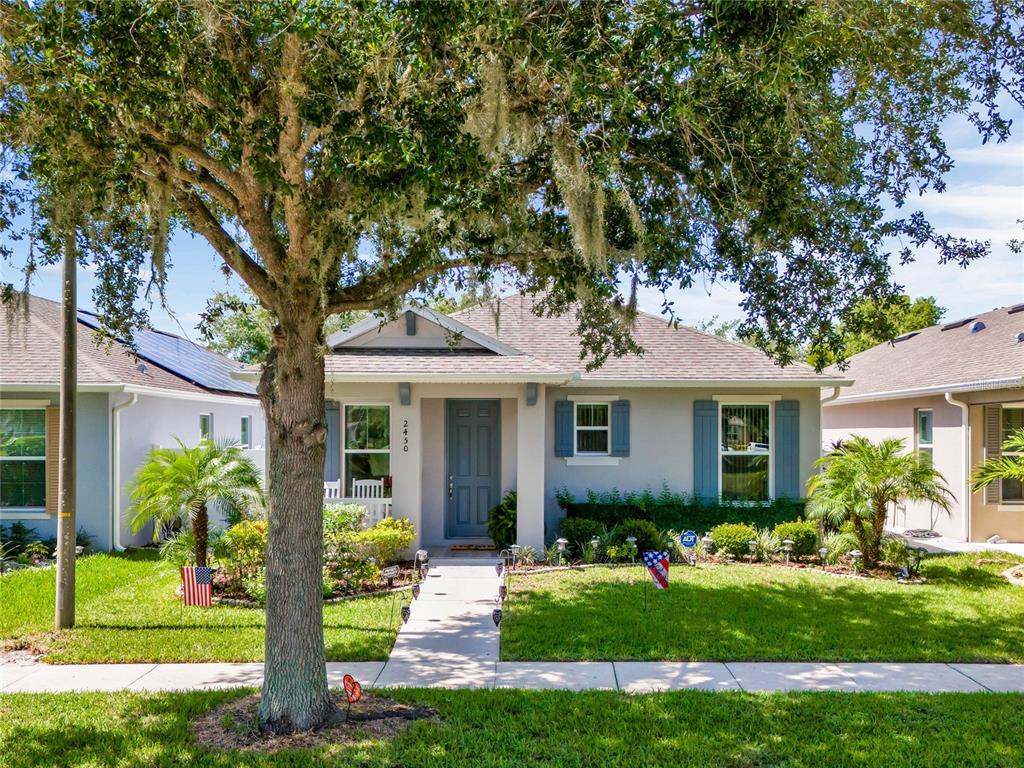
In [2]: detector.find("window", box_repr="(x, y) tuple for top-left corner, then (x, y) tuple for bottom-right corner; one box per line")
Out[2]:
(199, 413), (213, 440)
(916, 409), (934, 464)
(1001, 407), (1024, 502)
(720, 403), (770, 501)
(0, 409), (46, 509)
(240, 416), (251, 449)
(344, 405), (390, 497)
(574, 403), (610, 455)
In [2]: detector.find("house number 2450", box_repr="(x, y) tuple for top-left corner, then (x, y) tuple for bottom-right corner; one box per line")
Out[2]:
(402, 419), (410, 452)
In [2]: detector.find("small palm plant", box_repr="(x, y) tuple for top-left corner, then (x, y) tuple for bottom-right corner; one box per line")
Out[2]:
(128, 439), (264, 567)
(971, 428), (1024, 498)
(807, 436), (953, 568)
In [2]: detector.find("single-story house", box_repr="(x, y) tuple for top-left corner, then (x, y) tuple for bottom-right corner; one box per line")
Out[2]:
(309, 295), (849, 551)
(822, 304), (1024, 543)
(1, 294), (265, 550)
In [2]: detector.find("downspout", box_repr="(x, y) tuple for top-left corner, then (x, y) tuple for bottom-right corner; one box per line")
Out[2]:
(110, 392), (138, 551)
(821, 386), (842, 406)
(945, 392), (971, 542)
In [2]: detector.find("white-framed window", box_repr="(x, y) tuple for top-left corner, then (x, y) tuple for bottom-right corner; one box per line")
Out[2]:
(574, 402), (611, 455)
(199, 413), (213, 440)
(343, 404), (391, 497)
(719, 401), (772, 501)
(240, 416), (252, 449)
(916, 409), (934, 464)
(1001, 406), (1024, 502)
(0, 408), (47, 510)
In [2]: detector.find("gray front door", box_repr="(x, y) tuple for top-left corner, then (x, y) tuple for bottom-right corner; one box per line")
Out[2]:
(446, 399), (501, 539)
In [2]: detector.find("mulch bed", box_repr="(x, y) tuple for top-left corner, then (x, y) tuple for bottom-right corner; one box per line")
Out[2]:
(191, 691), (438, 753)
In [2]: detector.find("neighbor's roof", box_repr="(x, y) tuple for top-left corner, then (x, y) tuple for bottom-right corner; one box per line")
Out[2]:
(825, 304), (1024, 404)
(453, 294), (846, 386)
(0, 294), (256, 397)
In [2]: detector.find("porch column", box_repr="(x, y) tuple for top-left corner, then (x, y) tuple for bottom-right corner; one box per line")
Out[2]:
(516, 383), (546, 550)
(390, 385), (423, 550)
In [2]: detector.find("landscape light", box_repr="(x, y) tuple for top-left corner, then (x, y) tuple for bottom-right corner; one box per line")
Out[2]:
(401, 605), (411, 624)
(818, 546), (829, 563)
(492, 608), (502, 626)
(782, 539), (795, 565)
(555, 538), (568, 565)
(411, 583), (420, 600)
(747, 539), (757, 563)
(849, 550), (862, 575)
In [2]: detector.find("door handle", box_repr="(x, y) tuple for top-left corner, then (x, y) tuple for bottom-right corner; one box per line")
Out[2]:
(448, 475), (454, 499)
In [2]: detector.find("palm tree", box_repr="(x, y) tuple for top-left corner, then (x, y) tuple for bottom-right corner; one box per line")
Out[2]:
(128, 439), (264, 567)
(971, 428), (1024, 497)
(807, 436), (953, 567)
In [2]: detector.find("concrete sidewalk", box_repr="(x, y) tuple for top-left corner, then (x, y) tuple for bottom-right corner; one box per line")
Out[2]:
(4, 660), (1024, 694)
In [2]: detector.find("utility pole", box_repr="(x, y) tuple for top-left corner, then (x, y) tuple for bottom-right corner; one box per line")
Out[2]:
(55, 233), (77, 629)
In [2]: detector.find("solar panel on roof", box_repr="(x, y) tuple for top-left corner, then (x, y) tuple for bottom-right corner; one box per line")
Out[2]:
(940, 317), (976, 331)
(76, 310), (256, 395)
(1008, 303), (1024, 315)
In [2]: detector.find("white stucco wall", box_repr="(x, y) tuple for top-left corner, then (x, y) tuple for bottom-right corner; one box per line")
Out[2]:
(116, 392), (265, 546)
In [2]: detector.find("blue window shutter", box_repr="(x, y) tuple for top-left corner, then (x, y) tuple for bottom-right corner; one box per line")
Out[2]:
(693, 400), (718, 499)
(775, 400), (800, 499)
(554, 400), (574, 457)
(610, 400), (630, 457)
(324, 401), (341, 482)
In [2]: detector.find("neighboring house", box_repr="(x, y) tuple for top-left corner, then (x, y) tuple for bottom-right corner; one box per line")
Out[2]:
(1, 294), (265, 550)
(822, 305), (1024, 543)
(308, 294), (848, 551)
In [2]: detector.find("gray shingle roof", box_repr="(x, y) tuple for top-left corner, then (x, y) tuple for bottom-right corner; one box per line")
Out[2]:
(325, 347), (566, 381)
(1, 294), (255, 396)
(453, 294), (841, 384)
(827, 304), (1024, 401)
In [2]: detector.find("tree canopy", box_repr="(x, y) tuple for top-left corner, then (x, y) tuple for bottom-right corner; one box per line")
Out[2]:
(2, 1), (1020, 366)
(2, 0), (1021, 732)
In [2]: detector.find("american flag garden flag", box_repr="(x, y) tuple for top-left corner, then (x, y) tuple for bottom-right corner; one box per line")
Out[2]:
(181, 566), (213, 607)
(643, 551), (670, 590)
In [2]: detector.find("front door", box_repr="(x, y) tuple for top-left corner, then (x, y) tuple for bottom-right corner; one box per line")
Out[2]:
(446, 399), (501, 539)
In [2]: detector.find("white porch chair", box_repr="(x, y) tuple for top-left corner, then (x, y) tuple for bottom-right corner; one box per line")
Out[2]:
(352, 479), (390, 526)
(323, 480), (342, 500)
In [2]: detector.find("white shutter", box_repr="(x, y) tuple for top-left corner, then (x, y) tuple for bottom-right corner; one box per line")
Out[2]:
(983, 405), (1002, 505)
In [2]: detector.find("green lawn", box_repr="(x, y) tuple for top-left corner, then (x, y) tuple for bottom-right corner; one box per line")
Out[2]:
(502, 552), (1024, 662)
(1, 689), (1022, 767)
(0, 550), (400, 663)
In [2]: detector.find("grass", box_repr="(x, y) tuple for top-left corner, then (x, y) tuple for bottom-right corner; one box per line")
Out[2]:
(502, 552), (1024, 662)
(0, 549), (400, 663)
(1, 689), (1022, 767)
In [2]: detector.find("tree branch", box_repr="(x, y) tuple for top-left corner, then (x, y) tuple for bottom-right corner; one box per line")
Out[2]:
(173, 187), (276, 309)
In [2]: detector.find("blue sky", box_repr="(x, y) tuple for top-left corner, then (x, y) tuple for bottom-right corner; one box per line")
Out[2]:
(8, 111), (1023, 342)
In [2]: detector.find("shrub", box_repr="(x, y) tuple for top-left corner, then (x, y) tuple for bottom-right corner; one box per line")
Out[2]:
(773, 521), (819, 558)
(0, 522), (39, 557)
(75, 528), (95, 552)
(611, 518), (667, 553)
(710, 523), (757, 559)
(216, 520), (267, 579)
(242, 569), (267, 603)
(323, 503), (366, 535)
(487, 491), (517, 550)
(543, 543), (562, 564)
(820, 531), (859, 564)
(753, 528), (780, 562)
(557, 517), (605, 558)
(517, 544), (538, 565)
(880, 535), (910, 566)
(556, 484), (805, 531)
(604, 542), (637, 562)
(355, 517), (415, 566)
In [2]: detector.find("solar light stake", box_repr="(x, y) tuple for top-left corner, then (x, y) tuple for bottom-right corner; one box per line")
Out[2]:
(492, 607), (502, 626)
(625, 536), (637, 564)
(747, 539), (757, 564)
(818, 546), (829, 564)
(701, 534), (715, 561)
(782, 539), (795, 565)
(401, 604), (411, 624)
(411, 583), (420, 600)
(498, 584), (507, 602)
(555, 538), (568, 566)
(849, 549), (862, 576)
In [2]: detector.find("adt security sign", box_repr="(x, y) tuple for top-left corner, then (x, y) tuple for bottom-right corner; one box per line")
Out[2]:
(680, 530), (698, 549)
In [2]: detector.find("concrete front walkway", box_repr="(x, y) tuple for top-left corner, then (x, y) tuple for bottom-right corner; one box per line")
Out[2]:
(4, 558), (1024, 694)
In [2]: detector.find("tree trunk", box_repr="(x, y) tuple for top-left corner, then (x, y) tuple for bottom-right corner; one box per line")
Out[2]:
(193, 504), (209, 568)
(257, 315), (333, 732)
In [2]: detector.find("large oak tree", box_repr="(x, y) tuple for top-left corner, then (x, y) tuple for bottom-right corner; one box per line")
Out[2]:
(2, 0), (1021, 731)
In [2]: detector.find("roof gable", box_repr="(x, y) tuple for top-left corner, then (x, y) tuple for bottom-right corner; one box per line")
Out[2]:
(327, 305), (522, 357)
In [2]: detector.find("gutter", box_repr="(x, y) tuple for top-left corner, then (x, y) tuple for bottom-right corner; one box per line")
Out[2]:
(821, 386), (842, 405)
(110, 392), (138, 551)
(944, 392), (971, 542)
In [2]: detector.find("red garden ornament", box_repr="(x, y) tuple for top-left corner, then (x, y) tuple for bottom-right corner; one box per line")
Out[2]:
(343, 674), (363, 704)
